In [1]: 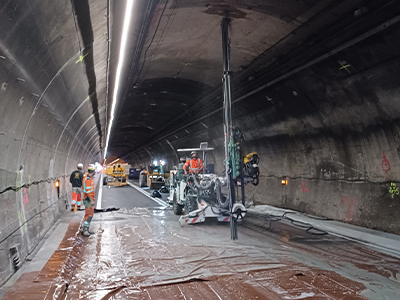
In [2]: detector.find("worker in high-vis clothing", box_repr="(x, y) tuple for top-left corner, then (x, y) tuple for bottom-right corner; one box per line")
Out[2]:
(82, 164), (96, 236)
(183, 151), (204, 174)
(69, 163), (84, 210)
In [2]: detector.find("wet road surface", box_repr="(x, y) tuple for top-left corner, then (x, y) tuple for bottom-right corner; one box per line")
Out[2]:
(3, 184), (400, 299)
(127, 179), (171, 204)
(100, 184), (163, 209)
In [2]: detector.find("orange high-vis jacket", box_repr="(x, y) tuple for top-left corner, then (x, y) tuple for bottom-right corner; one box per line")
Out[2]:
(82, 175), (95, 201)
(183, 158), (204, 173)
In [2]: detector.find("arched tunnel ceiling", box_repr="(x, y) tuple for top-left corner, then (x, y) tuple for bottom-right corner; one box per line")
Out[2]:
(108, 0), (400, 159)
(1, 0), (399, 163)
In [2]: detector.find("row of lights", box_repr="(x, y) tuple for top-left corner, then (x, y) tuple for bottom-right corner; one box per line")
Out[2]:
(104, 0), (135, 159)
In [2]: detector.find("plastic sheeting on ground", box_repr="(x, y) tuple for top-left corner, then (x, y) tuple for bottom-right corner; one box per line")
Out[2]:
(42, 207), (400, 300)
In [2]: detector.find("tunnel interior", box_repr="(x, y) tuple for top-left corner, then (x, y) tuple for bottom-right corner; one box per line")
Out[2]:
(1, 0), (400, 290)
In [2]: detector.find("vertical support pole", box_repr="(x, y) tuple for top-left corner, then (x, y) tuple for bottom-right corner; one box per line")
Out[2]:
(221, 16), (237, 240)
(239, 137), (245, 206)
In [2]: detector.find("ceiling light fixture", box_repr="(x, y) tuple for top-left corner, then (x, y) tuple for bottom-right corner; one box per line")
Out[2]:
(104, 0), (134, 159)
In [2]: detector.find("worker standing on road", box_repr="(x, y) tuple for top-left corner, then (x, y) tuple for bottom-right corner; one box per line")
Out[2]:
(183, 151), (204, 174)
(82, 164), (96, 236)
(69, 163), (84, 211)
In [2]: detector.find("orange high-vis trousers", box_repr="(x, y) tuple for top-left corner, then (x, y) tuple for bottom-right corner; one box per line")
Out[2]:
(71, 187), (82, 207)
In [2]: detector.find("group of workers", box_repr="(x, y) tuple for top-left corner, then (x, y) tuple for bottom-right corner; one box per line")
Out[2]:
(69, 163), (96, 236)
(69, 151), (202, 237)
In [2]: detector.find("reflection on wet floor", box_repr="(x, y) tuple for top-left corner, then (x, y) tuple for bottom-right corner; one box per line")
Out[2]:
(34, 207), (399, 300)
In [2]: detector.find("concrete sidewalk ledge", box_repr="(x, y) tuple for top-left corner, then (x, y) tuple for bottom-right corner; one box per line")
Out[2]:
(247, 205), (400, 258)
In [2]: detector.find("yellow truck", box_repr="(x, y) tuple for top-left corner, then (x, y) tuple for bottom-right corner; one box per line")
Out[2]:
(105, 164), (127, 187)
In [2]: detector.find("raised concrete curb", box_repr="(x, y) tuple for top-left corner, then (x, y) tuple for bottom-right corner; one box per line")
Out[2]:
(248, 205), (400, 258)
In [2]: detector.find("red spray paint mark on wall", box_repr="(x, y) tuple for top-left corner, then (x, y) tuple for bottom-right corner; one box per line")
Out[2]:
(382, 151), (390, 172)
(23, 188), (29, 208)
(340, 197), (357, 222)
(301, 182), (310, 193)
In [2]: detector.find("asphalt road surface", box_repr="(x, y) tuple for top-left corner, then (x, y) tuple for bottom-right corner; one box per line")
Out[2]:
(99, 184), (164, 209)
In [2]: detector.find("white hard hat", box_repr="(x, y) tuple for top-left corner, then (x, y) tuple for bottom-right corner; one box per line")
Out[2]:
(88, 164), (95, 173)
(77, 163), (83, 170)
(191, 151), (197, 155)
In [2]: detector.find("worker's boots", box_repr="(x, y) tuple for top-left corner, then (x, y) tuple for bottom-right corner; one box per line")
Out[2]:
(81, 225), (95, 236)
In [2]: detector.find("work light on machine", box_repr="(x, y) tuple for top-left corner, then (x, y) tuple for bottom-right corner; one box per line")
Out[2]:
(153, 160), (158, 166)
(281, 179), (288, 185)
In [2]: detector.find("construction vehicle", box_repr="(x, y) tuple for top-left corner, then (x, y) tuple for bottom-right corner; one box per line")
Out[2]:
(139, 163), (170, 190)
(168, 140), (259, 225)
(104, 164), (127, 187)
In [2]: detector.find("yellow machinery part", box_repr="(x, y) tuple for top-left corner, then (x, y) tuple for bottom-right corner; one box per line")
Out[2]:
(243, 152), (258, 164)
(106, 164), (128, 187)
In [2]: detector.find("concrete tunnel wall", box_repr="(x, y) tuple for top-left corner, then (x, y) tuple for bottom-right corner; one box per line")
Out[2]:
(125, 22), (400, 236)
(0, 1), (105, 285)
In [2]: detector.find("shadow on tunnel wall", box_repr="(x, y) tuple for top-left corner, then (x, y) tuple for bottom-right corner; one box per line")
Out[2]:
(70, 0), (102, 148)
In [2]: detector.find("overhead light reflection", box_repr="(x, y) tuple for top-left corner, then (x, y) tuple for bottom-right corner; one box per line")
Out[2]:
(104, 0), (135, 159)
(107, 158), (121, 166)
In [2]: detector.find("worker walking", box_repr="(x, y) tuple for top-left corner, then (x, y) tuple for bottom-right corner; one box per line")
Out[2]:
(69, 163), (84, 211)
(183, 151), (204, 174)
(82, 164), (96, 236)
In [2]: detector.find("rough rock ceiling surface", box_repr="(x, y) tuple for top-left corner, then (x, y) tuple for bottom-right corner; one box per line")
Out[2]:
(137, 3), (306, 86)
(109, 0), (400, 159)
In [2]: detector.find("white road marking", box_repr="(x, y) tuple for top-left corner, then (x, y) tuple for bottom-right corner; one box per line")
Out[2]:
(96, 173), (103, 209)
(126, 181), (169, 208)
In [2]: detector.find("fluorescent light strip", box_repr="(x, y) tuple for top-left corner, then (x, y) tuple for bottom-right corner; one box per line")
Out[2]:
(104, 0), (134, 159)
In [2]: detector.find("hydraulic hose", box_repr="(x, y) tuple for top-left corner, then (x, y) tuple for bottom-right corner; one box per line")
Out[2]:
(215, 179), (230, 209)
(187, 174), (215, 191)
